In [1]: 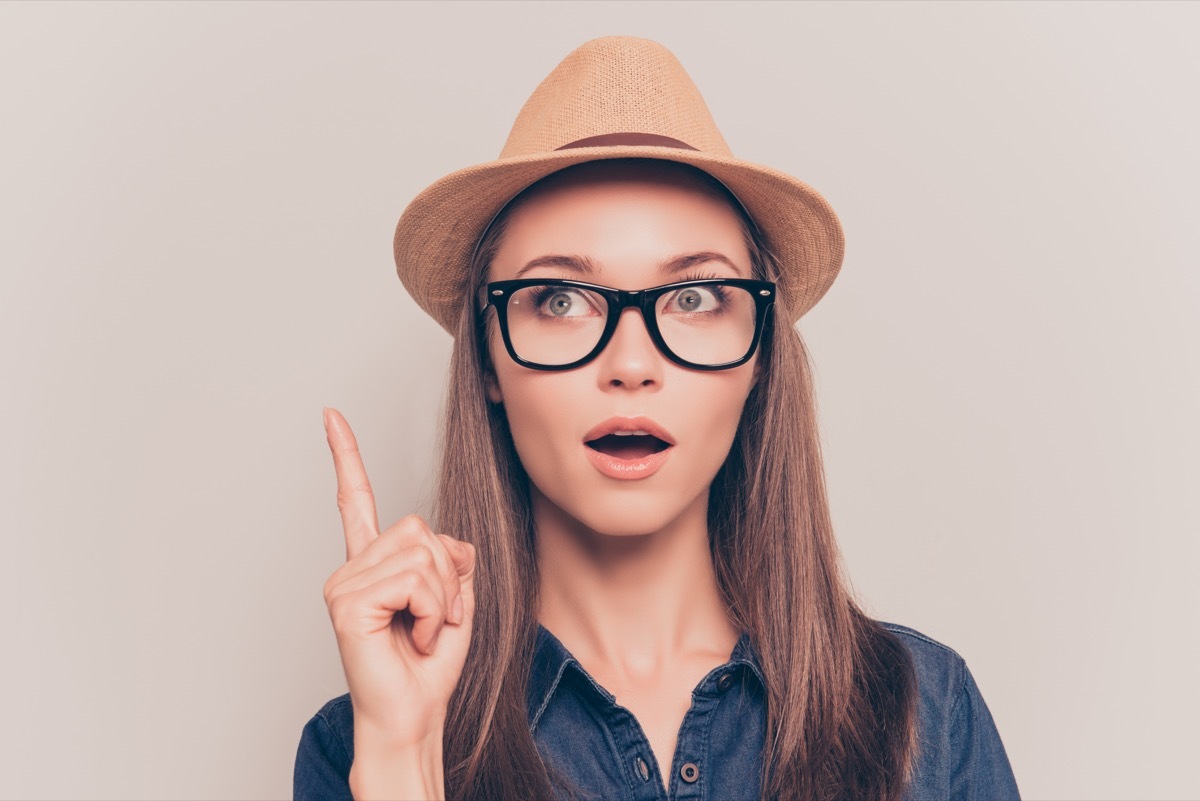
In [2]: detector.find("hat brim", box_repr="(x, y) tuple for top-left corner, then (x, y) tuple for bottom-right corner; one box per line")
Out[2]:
(393, 145), (845, 336)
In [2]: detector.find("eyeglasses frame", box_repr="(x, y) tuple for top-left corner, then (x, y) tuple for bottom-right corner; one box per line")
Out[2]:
(481, 276), (776, 371)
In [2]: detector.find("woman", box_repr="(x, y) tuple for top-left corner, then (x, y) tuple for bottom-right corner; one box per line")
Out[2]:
(295, 36), (1020, 801)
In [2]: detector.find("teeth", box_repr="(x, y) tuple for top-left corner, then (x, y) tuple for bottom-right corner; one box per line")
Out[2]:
(611, 430), (651, 437)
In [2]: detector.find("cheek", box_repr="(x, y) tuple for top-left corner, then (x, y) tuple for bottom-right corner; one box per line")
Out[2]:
(505, 365), (755, 487)
(487, 336), (575, 452)
(485, 335), (759, 535)
(683, 369), (757, 457)
(495, 372), (591, 496)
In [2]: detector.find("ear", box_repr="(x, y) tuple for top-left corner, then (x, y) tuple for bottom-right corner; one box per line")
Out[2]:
(484, 366), (503, 404)
(479, 315), (505, 404)
(750, 356), (764, 391)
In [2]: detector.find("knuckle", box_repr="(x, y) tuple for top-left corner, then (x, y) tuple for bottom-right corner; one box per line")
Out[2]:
(322, 567), (349, 605)
(335, 485), (367, 513)
(397, 570), (422, 598)
(398, 512), (427, 531)
(380, 514), (428, 547)
(411, 544), (436, 570)
(326, 595), (349, 628)
(436, 534), (462, 561)
(377, 529), (414, 556)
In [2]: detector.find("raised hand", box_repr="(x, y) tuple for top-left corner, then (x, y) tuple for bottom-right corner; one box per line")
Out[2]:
(321, 407), (475, 798)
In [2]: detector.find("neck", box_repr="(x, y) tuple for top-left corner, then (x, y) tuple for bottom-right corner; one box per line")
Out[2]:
(533, 485), (739, 680)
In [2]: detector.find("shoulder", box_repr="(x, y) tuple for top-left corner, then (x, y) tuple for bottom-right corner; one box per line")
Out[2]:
(293, 694), (355, 801)
(877, 619), (967, 663)
(876, 620), (970, 708)
(875, 620), (1021, 800)
(312, 692), (355, 746)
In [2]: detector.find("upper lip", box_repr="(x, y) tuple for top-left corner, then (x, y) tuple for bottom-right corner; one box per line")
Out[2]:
(583, 416), (676, 447)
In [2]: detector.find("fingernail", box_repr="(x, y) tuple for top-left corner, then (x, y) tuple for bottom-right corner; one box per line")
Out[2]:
(452, 596), (464, 624)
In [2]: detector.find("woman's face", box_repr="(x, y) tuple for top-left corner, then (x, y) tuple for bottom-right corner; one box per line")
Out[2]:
(484, 162), (761, 537)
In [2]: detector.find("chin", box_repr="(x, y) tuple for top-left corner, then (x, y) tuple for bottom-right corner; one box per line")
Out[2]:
(579, 508), (679, 538)
(537, 480), (703, 539)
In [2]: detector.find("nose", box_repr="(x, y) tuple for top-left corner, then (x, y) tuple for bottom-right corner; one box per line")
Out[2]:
(595, 306), (663, 390)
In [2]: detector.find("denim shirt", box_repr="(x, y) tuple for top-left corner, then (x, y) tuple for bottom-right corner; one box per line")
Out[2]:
(294, 621), (1020, 800)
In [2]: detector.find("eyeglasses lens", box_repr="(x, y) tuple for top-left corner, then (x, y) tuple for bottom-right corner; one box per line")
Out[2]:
(505, 283), (758, 367)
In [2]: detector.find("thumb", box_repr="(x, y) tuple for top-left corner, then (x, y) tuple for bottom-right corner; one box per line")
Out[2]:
(439, 536), (477, 624)
(438, 535), (476, 581)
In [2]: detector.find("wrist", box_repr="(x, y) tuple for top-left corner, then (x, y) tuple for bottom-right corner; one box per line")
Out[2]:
(349, 724), (446, 800)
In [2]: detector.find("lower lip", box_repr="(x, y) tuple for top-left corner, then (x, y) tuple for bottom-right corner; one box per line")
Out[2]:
(584, 443), (673, 480)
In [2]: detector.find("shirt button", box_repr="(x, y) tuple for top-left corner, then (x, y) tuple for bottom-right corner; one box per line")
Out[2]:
(680, 762), (700, 783)
(635, 756), (650, 782)
(717, 672), (733, 691)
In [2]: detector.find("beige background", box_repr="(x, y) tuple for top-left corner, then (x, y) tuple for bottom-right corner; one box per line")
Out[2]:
(1, 2), (1197, 799)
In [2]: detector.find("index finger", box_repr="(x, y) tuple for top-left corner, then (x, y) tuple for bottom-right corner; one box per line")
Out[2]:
(323, 407), (381, 560)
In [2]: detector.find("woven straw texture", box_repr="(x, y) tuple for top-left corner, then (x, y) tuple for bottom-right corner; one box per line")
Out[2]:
(393, 35), (844, 336)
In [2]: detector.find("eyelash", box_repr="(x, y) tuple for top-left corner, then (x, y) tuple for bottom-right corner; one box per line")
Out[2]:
(524, 272), (733, 316)
(677, 270), (727, 283)
(525, 270), (732, 305)
(523, 269), (732, 289)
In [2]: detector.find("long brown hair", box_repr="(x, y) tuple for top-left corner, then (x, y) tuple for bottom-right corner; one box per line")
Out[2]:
(431, 159), (919, 801)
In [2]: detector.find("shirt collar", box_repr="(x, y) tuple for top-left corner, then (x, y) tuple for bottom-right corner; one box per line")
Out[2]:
(527, 622), (766, 732)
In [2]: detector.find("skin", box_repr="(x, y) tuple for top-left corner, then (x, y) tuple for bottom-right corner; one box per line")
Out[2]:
(323, 408), (476, 800)
(483, 160), (762, 786)
(318, 161), (765, 798)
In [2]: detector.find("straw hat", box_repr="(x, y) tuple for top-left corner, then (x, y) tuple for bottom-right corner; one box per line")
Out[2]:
(393, 35), (845, 336)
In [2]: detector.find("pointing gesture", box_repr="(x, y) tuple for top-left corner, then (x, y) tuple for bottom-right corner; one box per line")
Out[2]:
(327, 407), (382, 561)
(320, 407), (476, 797)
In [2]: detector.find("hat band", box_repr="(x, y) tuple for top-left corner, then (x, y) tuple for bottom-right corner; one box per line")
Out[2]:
(469, 133), (705, 295)
(555, 132), (698, 151)
(552, 130), (762, 249)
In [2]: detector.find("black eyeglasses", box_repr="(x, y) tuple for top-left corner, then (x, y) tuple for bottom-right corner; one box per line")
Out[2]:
(481, 277), (775, 371)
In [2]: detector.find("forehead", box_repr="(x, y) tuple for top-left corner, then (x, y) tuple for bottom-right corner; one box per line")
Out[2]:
(516, 158), (738, 203)
(488, 160), (752, 283)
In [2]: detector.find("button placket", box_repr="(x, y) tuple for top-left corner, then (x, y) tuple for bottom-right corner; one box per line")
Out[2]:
(667, 690), (722, 798)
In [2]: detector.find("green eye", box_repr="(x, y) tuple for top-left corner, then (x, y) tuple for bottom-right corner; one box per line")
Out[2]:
(527, 286), (602, 318)
(667, 286), (721, 313)
(548, 292), (575, 315)
(676, 288), (702, 310)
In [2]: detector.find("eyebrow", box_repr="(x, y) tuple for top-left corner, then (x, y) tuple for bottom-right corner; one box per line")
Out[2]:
(513, 251), (747, 279)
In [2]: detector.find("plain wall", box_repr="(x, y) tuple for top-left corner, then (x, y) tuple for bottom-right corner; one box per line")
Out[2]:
(2, 2), (1197, 799)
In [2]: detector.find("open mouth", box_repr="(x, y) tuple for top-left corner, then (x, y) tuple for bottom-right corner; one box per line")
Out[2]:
(585, 433), (672, 460)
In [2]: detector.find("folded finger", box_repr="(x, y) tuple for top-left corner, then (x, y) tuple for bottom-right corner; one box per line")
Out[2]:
(330, 546), (451, 621)
(368, 570), (446, 655)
